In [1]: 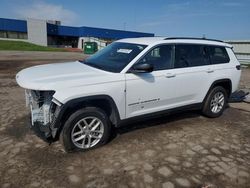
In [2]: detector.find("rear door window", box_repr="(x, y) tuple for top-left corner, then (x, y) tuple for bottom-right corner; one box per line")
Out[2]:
(174, 44), (210, 68)
(208, 46), (230, 64)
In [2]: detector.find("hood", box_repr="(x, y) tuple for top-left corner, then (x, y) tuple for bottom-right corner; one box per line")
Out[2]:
(16, 61), (122, 90)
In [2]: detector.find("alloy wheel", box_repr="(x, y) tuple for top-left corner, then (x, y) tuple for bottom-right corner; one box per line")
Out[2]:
(210, 91), (225, 113)
(71, 116), (104, 149)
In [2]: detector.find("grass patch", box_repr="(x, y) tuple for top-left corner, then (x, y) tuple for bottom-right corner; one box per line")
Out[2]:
(0, 40), (66, 52)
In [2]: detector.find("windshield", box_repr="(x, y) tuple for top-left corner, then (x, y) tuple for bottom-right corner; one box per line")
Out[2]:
(82, 42), (147, 73)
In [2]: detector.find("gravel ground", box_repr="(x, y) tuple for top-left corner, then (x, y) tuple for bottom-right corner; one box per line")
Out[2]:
(0, 56), (250, 188)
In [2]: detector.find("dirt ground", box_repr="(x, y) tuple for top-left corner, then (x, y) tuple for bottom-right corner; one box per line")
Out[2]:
(0, 55), (250, 188)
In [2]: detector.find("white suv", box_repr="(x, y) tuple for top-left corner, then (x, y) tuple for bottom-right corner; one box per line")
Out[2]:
(16, 37), (241, 152)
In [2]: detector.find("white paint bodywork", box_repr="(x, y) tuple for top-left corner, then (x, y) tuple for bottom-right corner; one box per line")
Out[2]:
(16, 61), (126, 119)
(16, 37), (241, 121)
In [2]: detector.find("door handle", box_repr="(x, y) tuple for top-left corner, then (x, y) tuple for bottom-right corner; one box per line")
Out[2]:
(206, 69), (214, 73)
(165, 73), (176, 78)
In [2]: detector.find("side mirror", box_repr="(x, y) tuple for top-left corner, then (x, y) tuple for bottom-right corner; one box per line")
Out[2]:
(131, 63), (154, 73)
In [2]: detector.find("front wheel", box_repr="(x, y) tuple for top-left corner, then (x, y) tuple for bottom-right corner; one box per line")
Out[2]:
(60, 107), (111, 152)
(202, 86), (228, 118)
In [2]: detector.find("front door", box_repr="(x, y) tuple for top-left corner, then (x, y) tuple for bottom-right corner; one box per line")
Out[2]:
(125, 44), (178, 118)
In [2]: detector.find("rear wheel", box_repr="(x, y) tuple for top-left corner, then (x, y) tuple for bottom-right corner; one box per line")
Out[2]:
(60, 107), (111, 152)
(202, 86), (228, 118)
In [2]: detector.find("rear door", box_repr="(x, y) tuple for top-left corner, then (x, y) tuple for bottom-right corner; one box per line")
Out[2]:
(169, 44), (213, 105)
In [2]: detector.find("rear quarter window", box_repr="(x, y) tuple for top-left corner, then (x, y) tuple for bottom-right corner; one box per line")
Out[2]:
(208, 46), (230, 64)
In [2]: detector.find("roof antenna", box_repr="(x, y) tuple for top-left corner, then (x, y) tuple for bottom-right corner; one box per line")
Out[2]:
(202, 34), (206, 39)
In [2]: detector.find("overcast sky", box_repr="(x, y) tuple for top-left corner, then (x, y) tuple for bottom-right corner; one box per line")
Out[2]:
(1, 0), (250, 40)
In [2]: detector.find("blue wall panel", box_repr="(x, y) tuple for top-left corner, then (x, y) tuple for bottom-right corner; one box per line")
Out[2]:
(0, 18), (27, 32)
(79, 26), (154, 39)
(1, 18), (154, 39)
(47, 24), (154, 39)
(47, 24), (79, 37)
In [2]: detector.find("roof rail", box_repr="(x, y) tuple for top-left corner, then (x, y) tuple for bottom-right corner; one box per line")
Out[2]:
(164, 37), (224, 43)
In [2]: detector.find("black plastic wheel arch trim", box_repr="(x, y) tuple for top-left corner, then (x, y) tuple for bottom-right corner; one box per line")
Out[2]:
(52, 95), (121, 130)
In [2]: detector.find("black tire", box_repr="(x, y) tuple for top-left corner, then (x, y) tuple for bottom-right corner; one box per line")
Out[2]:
(60, 107), (111, 152)
(202, 86), (228, 118)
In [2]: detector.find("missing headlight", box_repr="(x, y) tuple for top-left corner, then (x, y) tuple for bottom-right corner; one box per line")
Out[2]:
(25, 90), (56, 125)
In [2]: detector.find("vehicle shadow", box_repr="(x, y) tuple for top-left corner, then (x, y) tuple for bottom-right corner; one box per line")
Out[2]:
(111, 110), (201, 139)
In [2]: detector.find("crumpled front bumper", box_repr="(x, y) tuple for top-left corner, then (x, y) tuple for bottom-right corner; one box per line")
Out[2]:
(29, 115), (53, 143)
(25, 90), (62, 143)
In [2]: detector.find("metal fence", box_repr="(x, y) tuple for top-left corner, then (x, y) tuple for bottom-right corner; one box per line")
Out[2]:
(227, 40), (250, 64)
